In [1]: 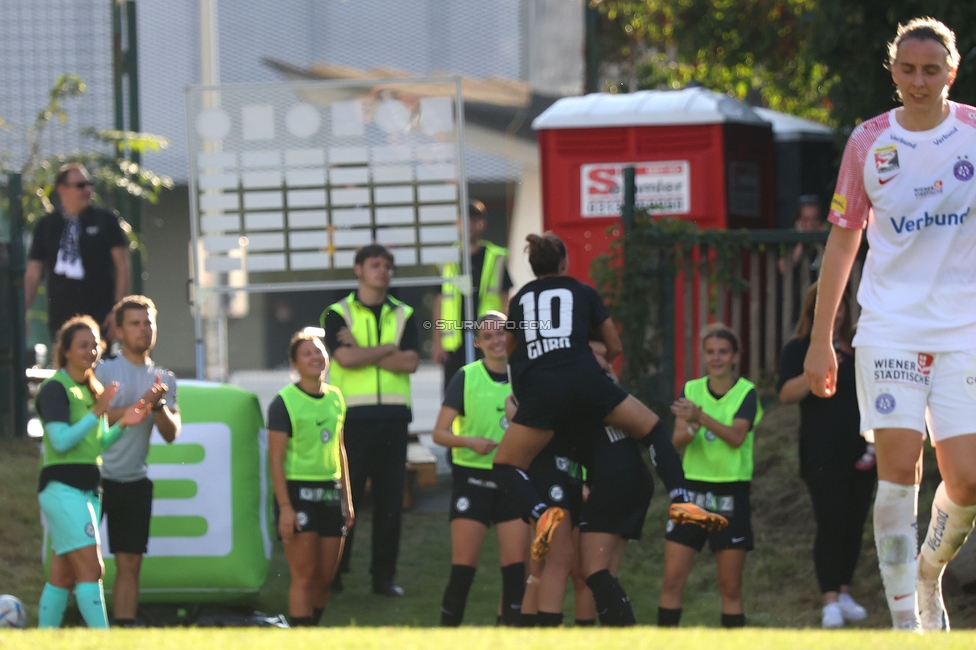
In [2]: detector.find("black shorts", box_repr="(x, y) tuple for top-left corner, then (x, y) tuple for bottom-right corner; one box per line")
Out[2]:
(580, 463), (653, 540)
(449, 465), (524, 526)
(101, 477), (153, 555)
(512, 359), (628, 432)
(665, 480), (753, 552)
(529, 447), (584, 527)
(273, 480), (345, 539)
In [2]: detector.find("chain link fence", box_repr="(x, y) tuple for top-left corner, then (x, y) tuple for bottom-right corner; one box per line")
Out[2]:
(0, 1), (114, 171)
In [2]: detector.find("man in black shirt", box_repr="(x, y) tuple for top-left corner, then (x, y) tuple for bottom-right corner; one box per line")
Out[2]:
(25, 163), (130, 341)
(320, 244), (419, 597)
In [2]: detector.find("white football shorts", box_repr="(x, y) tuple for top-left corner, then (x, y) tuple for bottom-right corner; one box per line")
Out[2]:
(855, 346), (976, 443)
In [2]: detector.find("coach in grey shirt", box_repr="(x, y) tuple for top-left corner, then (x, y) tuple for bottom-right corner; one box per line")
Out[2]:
(94, 295), (180, 626)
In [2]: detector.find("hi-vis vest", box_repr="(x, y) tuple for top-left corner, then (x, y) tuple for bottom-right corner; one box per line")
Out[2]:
(681, 376), (762, 482)
(37, 370), (103, 468)
(440, 241), (507, 352)
(452, 361), (511, 470)
(324, 293), (413, 409)
(278, 383), (345, 481)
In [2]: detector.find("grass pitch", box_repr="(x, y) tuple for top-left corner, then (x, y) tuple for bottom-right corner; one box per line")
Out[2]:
(3, 628), (976, 650)
(3, 400), (976, 631)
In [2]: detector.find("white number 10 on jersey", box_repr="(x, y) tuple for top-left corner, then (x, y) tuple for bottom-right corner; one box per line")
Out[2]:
(519, 289), (573, 358)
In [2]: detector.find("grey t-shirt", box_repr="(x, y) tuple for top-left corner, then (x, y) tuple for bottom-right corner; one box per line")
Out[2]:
(94, 354), (179, 482)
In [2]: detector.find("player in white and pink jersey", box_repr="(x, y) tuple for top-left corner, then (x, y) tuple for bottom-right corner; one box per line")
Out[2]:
(805, 17), (976, 632)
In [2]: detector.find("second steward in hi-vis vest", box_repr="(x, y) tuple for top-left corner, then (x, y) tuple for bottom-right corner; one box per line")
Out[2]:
(440, 241), (507, 353)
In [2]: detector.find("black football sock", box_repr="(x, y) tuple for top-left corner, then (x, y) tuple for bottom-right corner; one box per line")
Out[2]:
(440, 564), (477, 627)
(290, 616), (315, 627)
(493, 463), (549, 519)
(575, 618), (596, 626)
(500, 562), (525, 626)
(657, 606), (682, 627)
(536, 611), (563, 627)
(721, 612), (746, 628)
(638, 420), (690, 502)
(586, 569), (636, 627)
(520, 613), (538, 627)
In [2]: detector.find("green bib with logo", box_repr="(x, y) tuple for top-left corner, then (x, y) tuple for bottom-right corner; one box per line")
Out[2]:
(452, 361), (511, 470)
(681, 376), (762, 482)
(37, 370), (103, 467)
(278, 383), (346, 481)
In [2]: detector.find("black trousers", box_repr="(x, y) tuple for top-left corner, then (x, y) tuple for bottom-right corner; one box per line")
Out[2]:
(803, 466), (876, 594)
(337, 417), (409, 583)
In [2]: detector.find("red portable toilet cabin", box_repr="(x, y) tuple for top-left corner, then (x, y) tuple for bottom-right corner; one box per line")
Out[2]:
(531, 88), (776, 389)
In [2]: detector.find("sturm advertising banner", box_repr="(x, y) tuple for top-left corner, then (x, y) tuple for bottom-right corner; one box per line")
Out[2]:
(580, 160), (691, 217)
(42, 382), (272, 604)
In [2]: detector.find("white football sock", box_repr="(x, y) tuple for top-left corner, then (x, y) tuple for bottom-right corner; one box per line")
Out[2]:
(873, 480), (920, 628)
(919, 481), (976, 581)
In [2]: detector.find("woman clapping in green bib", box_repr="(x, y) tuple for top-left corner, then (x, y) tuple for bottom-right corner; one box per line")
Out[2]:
(658, 324), (762, 629)
(36, 315), (149, 629)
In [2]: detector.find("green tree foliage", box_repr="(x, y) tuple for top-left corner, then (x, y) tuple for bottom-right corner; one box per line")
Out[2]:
(806, 3), (976, 134)
(593, 0), (833, 123)
(3, 73), (173, 227)
(593, 1), (976, 134)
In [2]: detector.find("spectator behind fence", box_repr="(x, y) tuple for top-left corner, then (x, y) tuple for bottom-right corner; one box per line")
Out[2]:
(24, 163), (130, 342)
(777, 194), (827, 279)
(320, 244), (419, 597)
(94, 295), (180, 626)
(658, 324), (762, 629)
(778, 282), (875, 629)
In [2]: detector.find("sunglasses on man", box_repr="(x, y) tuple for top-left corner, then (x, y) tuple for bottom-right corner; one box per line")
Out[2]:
(65, 180), (93, 189)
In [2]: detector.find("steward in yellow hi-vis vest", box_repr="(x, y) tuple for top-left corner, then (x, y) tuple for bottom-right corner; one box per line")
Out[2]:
(318, 244), (420, 595)
(440, 240), (508, 353)
(433, 199), (513, 391)
(325, 292), (414, 411)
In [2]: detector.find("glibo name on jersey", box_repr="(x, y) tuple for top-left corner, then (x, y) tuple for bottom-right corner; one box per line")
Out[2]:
(519, 288), (574, 360)
(890, 207), (969, 234)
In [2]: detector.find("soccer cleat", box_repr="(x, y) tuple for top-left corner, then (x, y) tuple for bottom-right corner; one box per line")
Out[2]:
(821, 602), (844, 629)
(837, 593), (867, 621)
(917, 576), (950, 632)
(668, 502), (728, 532)
(531, 507), (566, 562)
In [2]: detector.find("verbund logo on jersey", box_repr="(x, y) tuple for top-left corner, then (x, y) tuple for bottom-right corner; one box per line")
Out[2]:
(890, 207), (969, 234)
